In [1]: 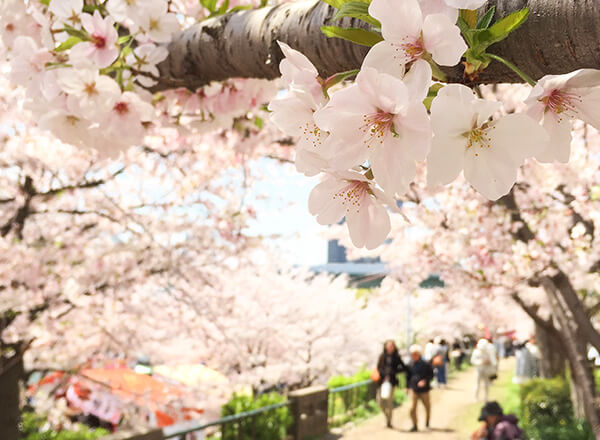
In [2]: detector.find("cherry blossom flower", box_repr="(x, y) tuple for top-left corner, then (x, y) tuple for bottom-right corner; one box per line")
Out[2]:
(427, 84), (549, 200)
(268, 42), (330, 176)
(278, 41), (322, 99)
(57, 69), (121, 121)
(70, 11), (119, 68)
(106, 0), (153, 25)
(126, 43), (169, 87)
(105, 91), (154, 145)
(308, 171), (397, 249)
(38, 108), (93, 149)
(364, 0), (467, 77)
(137, 2), (180, 43)
(419, 0), (487, 23)
(49, 0), (83, 25)
(419, 0), (458, 22)
(445, 0), (488, 10)
(314, 67), (431, 195)
(525, 69), (600, 163)
(9, 37), (53, 87)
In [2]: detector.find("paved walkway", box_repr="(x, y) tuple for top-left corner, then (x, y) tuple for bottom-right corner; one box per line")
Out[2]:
(327, 360), (514, 440)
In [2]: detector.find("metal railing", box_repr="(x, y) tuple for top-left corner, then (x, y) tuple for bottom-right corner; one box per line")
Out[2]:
(163, 401), (290, 440)
(327, 379), (377, 426)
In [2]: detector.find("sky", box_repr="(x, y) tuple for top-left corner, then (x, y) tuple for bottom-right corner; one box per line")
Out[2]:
(243, 159), (329, 266)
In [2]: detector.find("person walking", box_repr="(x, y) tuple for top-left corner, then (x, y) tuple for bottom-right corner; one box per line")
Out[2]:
(406, 344), (434, 432)
(471, 339), (498, 402)
(513, 335), (541, 384)
(432, 337), (449, 387)
(471, 401), (523, 439)
(375, 340), (406, 428)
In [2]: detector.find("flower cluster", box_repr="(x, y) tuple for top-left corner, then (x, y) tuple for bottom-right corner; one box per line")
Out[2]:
(1, 0), (180, 154)
(269, 0), (600, 249)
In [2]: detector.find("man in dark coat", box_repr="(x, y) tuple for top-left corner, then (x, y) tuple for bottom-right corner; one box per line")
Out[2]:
(376, 340), (406, 428)
(406, 344), (434, 432)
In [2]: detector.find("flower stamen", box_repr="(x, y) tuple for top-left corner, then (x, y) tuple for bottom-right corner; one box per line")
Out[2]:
(360, 110), (395, 148)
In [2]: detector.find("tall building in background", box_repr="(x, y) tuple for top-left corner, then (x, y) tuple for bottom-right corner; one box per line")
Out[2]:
(311, 239), (387, 288)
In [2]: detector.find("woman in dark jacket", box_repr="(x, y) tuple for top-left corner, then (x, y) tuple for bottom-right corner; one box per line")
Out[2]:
(376, 340), (406, 428)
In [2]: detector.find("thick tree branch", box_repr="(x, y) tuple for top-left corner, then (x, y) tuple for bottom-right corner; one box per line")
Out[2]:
(158, 0), (600, 90)
(510, 292), (553, 331)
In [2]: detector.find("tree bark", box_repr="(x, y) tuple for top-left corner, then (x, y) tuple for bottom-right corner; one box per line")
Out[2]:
(510, 293), (566, 378)
(157, 0), (600, 90)
(541, 274), (600, 435)
(534, 322), (567, 378)
(0, 352), (24, 440)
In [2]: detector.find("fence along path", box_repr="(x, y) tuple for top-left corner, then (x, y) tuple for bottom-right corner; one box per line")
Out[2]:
(333, 364), (481, 440)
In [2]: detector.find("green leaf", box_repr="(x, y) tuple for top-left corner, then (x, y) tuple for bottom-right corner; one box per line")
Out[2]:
(200, 0), (218, 13)
(39, 0), (50, 5)
(62, 24), (89, 41)
(457, 17), (474, 46)
(323, 69), (359, 91)
(459, 9), (477, 28)
(423, 83), (444, 111)
(476, 6), (495, 29)
(54, 36), (82, 52)
(333, 1), (380, 27)
(117, 35), (131, 45)
(320, 26), (382, 47)
(320, 0), (350, 9)
(471, 8), (529, 54)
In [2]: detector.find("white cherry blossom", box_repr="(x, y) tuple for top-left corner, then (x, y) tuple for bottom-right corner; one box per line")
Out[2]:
(314, 67), (431, 195)
(105, 91), (154, 145)
(48, 0), (83, 25)
(419, 0), (487, 23)
(70, 11), (119, 68)
(364, 0), (467, 76)
(137, 2), (180, 43)
(427, 84), (549, 200)
(419, 0), (458, 23)
(525, 69), (600, 163)
(9, 37), (53, 88)
(126, 43), (169, 87)
(308, 171), (396, 249)
(57, 69), (121, 121)
(106, 0), (153, 25)
(38, 108), (92, 149)
(268, 42), (330, 176)
(445, 0), (487, 10)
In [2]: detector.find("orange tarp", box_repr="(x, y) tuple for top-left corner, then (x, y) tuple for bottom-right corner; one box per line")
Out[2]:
(80, 368), (185, 405)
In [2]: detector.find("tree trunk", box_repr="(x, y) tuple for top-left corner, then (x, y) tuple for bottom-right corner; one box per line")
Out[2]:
(157, 0), (600, 90)
(541, 274), (600, 436)
(0, 353), (24, 440)
(534, 322), (566, 378)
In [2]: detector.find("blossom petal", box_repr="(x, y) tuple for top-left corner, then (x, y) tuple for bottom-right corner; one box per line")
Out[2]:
(427, 135), (465, 186)
(346, 199), (391, 249)
(369, 0), (422, 43)
(361, 41), (408, 79)
(537, 114), (571, 163)
(403, 59), (432, 103)
(422, 13), (467, 67)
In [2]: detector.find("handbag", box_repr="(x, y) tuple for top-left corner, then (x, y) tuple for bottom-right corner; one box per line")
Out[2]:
(432, 354), (444, 367)
(380, 380), (392, 399)
(370, 368), (381, 382)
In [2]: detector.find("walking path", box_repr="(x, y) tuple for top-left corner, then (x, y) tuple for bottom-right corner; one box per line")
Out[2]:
(328, 359), (514, 440)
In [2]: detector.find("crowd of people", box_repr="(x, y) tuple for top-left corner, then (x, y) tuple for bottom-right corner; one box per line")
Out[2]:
(372, 332), (542, 438)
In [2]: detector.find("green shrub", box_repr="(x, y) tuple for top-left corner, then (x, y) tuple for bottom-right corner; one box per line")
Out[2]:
(520, 377), (574, 429)
(219, 392), (292, 440)
(327, 366), (371, 388)
(20, 412), (109, 440)
(518, 377), (593, 440)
